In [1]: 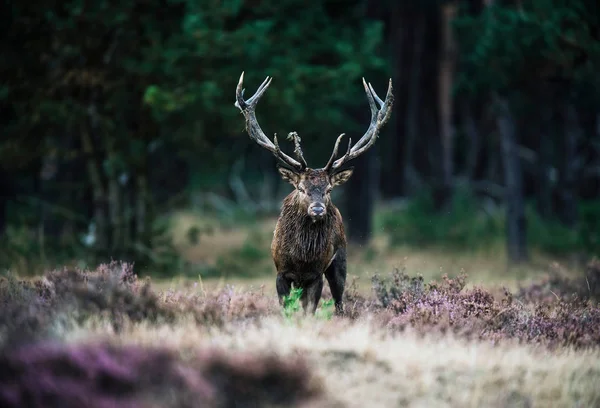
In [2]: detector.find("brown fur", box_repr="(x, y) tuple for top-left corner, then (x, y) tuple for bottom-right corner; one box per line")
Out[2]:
(270, 168), (351, 315)
(271, 190), (345, 279)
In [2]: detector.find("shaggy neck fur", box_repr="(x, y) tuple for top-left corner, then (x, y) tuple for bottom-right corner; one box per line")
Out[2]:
(277, 191), (338, 263)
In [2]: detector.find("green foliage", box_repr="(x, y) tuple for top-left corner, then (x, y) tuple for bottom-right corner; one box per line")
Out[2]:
(380, 188), (504, 251)
(315, 298), (335, 320)
(198, 232), (271, 279)
(526, 212), (580, 256)
(578, 201), (600, 254)
(2, 0), (388, 275)
(282, 287), (304, 320)
(527, 201), (600, 256)
(381, 190), (599, 257)
(144, 0), (388, 167)
(362, 246), (379, 263)
(281, 287), (334, 320)
(454, 0), (600, 95)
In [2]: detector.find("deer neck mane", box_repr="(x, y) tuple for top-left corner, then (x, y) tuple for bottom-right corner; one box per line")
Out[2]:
(278, 192), (337, 263)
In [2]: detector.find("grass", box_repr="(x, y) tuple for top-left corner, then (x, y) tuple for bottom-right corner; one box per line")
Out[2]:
(1, 260), (599, 407)
(162, 209), (581, 296)
(69, 317), (600, 408)
(2, 207), (598, 407)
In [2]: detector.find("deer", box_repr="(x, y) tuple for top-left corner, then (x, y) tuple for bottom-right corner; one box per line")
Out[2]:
(234, 72), (393, 316)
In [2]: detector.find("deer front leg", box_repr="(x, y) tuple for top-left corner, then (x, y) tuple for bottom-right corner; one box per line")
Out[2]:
(301, 276), (324, 315)
(276, 273), (292, 307)
(325, 248), (347, 316)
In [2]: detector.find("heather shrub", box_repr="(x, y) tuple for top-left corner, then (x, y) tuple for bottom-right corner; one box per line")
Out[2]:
(0, 273), (57, 346)
(0, 261), (175, 347)
(516, 258), (600, 304)
(0, 341), (323, 408)
(1, 261), (285, 347)
(162, 284), (279, 327)
(42, 262), (176, 329)
(3, 259), (600, 353)
(201, 349), (323, 407)
(372, 268), (600, 349)
(341, 276), (374, 319)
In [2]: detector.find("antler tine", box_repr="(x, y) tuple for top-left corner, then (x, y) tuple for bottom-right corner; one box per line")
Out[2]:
(329, 78), (394, 172)
(324, 133), (348, 171)
(234, 72), (304, 171)
(368, 82), (385, 106)
(287, 132), (308, 169)
(348, 78), (380, 153)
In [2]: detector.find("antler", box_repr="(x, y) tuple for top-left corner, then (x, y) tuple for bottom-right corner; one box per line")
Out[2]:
(324, 78), (394, 173)
(235, 72), (306, 172)
(286, 131), (308, 169)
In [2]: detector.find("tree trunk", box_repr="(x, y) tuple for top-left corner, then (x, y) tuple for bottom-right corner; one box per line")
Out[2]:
(417, 8), (442, 206)
(437, 1), (458, 209)
(344, 0), (381, 244)
(495, 95), (528, 263)
(381, 0), (409, 198)
(0, 171), (8, 238)
(403, 13), (425, 195)
(345, 151), (377, 245)
(462, 102), (481, 181)
(536, 104), (554, 219)
(81, 127), (108, 253)
(106, 148), (122, 251)
(559, 103), (580, 227)
(135, 172), (149, 242)
(123, 181), (132, 252)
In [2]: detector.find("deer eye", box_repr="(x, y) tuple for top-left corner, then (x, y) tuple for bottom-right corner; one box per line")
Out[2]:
(325, 186), (332, 193)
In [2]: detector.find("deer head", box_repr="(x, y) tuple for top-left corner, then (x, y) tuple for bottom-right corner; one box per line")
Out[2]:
(234, 72), (393, 222)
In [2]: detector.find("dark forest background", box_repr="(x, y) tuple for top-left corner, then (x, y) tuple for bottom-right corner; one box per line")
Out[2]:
(1, 0), (599, 277)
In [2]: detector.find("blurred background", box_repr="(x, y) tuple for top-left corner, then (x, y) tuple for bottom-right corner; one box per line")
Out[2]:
(1, 0), (599, 288)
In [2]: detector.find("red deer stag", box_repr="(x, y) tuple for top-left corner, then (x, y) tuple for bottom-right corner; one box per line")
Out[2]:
(234, 72), (393, 315)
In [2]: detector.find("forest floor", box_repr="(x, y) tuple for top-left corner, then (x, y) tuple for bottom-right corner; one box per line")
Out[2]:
(163, 210), (586, 294)
(1, 211), (599, 407)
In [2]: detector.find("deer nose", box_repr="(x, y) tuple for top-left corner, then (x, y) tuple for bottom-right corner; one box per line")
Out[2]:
(308, 203), (326, 217)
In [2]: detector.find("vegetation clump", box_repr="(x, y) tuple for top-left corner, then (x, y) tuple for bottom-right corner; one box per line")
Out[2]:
(0, 261), (174, 346)
(516, 258), (600, 303)
(0, 341), (323, 408)
(371, 264), (600, 349)
(1, 260), (599, 406)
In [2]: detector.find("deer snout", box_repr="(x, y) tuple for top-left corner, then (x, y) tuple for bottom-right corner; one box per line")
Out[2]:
(308, 202), (326, 219)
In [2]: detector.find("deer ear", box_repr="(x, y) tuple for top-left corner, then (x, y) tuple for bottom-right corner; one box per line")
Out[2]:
(277, 166), (300, 186)
(331, 168), (354, 186)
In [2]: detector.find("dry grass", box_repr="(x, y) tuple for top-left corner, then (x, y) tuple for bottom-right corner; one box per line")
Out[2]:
(169, 211), (275, 265)
(2, 209), (596, 407)
(163, 210), (575, 295)
(2, 260), (599, 407)
(67, 316), (600, 408)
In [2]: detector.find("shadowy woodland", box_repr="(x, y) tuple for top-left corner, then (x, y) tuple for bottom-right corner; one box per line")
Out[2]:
(2, 2), (600, 407)
(1, 0), (599, 275)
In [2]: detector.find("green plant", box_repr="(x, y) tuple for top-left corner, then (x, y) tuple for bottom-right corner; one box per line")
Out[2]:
(281, 289), (335, 320)
(380, 188), (503, 251)
(579, 201), (600, 256)
(209, 233), (271, 279)
(315, 298), (335, 320)
(282, 287), (304, 320)
(526, 209), (580, 256)
(380, 188), (599, 258)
